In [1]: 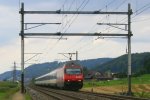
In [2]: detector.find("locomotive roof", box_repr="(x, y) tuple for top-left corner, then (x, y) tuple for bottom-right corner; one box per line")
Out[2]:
(64, 60), (80, 66)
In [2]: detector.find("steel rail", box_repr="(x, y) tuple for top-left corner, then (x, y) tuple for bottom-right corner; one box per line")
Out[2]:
(30, 86), (85, 100)
(31, 86), (149, 100)
(78, 91), (149, 100)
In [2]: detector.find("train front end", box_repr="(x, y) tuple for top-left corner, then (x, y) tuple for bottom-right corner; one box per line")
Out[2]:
(63, 61), (83, 90)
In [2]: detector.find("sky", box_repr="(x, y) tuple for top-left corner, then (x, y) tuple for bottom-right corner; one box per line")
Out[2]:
(0, 0), (150, 74)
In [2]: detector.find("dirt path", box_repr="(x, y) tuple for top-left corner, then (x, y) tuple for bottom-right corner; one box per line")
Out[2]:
(11, 91), (25, 100)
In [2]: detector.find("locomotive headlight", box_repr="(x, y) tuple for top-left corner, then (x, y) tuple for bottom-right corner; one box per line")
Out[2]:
(68, 80), (70, 82)
(78, 80), (81, 81)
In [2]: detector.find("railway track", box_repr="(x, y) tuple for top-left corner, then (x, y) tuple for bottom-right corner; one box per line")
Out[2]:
(28, 86), (87, 100)
(78, 91), (149, 100)
(27, 86), (149, 100)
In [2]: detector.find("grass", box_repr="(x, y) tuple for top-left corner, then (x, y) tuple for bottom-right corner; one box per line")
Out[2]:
(83, 78), (128, 88)
(83, 74), (150, 99)
(83, 74), (150, 88)
(25, 92), (32, 100)
(134, 92), (150, 98)
(0, 81), (19, 100)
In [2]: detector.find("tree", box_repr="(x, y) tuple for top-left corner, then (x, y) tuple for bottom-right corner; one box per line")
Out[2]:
(82, 67), (89, 76)
(143, 57), (150, 74)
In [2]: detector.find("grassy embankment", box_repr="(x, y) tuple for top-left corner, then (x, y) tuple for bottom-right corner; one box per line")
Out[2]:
(0, 81), (32, 100)
(0, 81), (19, 100)
(25, 92), (32, 100)
(82, 74), (150, 98)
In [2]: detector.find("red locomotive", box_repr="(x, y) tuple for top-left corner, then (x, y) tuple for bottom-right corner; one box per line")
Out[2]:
(35, 61), (83, 90)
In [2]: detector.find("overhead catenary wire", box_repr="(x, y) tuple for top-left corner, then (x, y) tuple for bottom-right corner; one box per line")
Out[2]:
(24, 1), (70, 64)
(36, 0), (70, 63)
(99, 1), (150, 33)
(60, 0), (90, 33)
(132, 17), (150, 22)
(56, 0), (91, 53)
(34, 0), (134, 63)
(58, 0), (76, 32)
(62, 0), (118, 52)
(118, 1), (150, 23)
(25, 0), (149, 63)
(55, 0), (89, 40)
(54, 0), (90, 49)
(81, 0), (149, 59)
(67, 0), (128, 53)
(63, 0), (116, 49)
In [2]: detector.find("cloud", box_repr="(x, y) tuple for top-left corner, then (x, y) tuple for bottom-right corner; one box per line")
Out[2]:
(0, 5), (19, 46)
(132, 14), (150, 43)
(0, 38), (20, 73)
(0, 0), (150, 74)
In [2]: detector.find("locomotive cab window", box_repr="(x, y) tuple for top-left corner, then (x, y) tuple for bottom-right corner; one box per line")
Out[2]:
(65, 68), (81, 74)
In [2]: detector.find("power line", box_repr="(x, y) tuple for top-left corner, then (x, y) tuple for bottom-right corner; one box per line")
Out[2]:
(60, 0), (90, 33)
(132, 17), (150, 22)
(35, 0), (71, 63)
(67, 0), (128, 53)
(57, 0), (90, 49)
(119, 2), (150, 23)
(59, 0), (120, 50)
(62, 0), (117, 52)
(58, 0), (76, 32)
(113, 0), (127, 11)
(133, 4), (150, 18)
(134, 2), (150, 16)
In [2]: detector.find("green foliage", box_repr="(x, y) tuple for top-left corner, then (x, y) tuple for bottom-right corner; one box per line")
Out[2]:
(134, 92), (150, 98)
(94, 52), (150, 74)
(115, 72), (127, 78)
(0, 81), (19, 100)
(84, 79), (127, 88)
(0, 81), (17, 87)
(143, 56), (150, 73)
(82, 67), (89, 76)
(83, 74), (150, 88)
(25, 92), (32, 100)
(83, 74), (150, 99)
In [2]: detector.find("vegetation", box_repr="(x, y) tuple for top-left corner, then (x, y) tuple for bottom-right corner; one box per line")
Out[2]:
(136, 55), (150, 75)
(83, 74), (150, 99)
(83, 67), (89, 76)
(83, 74), (150, 87)
(25, 92), (32, 100)
(93, 52), (150, 74)
(0, 81), (19, 100)
(134, 92), (150, 98)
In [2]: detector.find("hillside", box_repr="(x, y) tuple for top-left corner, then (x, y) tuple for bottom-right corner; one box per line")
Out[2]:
(0, 58), (111, 81)
(24, 58), (112, 79)
(79, 58), (112, 69)
(24, 61), (60, 78)
(94, 52), (150, 74)
(1, 52), (149, 81)
(0, 70), (21, 81)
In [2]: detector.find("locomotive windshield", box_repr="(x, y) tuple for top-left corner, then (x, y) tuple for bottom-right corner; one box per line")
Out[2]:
(65, 68), (81, 74)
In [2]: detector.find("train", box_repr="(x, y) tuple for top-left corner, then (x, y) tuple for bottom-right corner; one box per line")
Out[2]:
(35, 61), (83, 90)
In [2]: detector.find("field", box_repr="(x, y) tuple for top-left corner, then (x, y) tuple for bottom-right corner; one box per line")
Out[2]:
(82, 74), (150, 98)
(0, 81), (19, 100)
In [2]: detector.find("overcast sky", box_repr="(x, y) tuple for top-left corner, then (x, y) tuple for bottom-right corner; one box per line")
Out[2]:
(0, 0), (150, 74)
